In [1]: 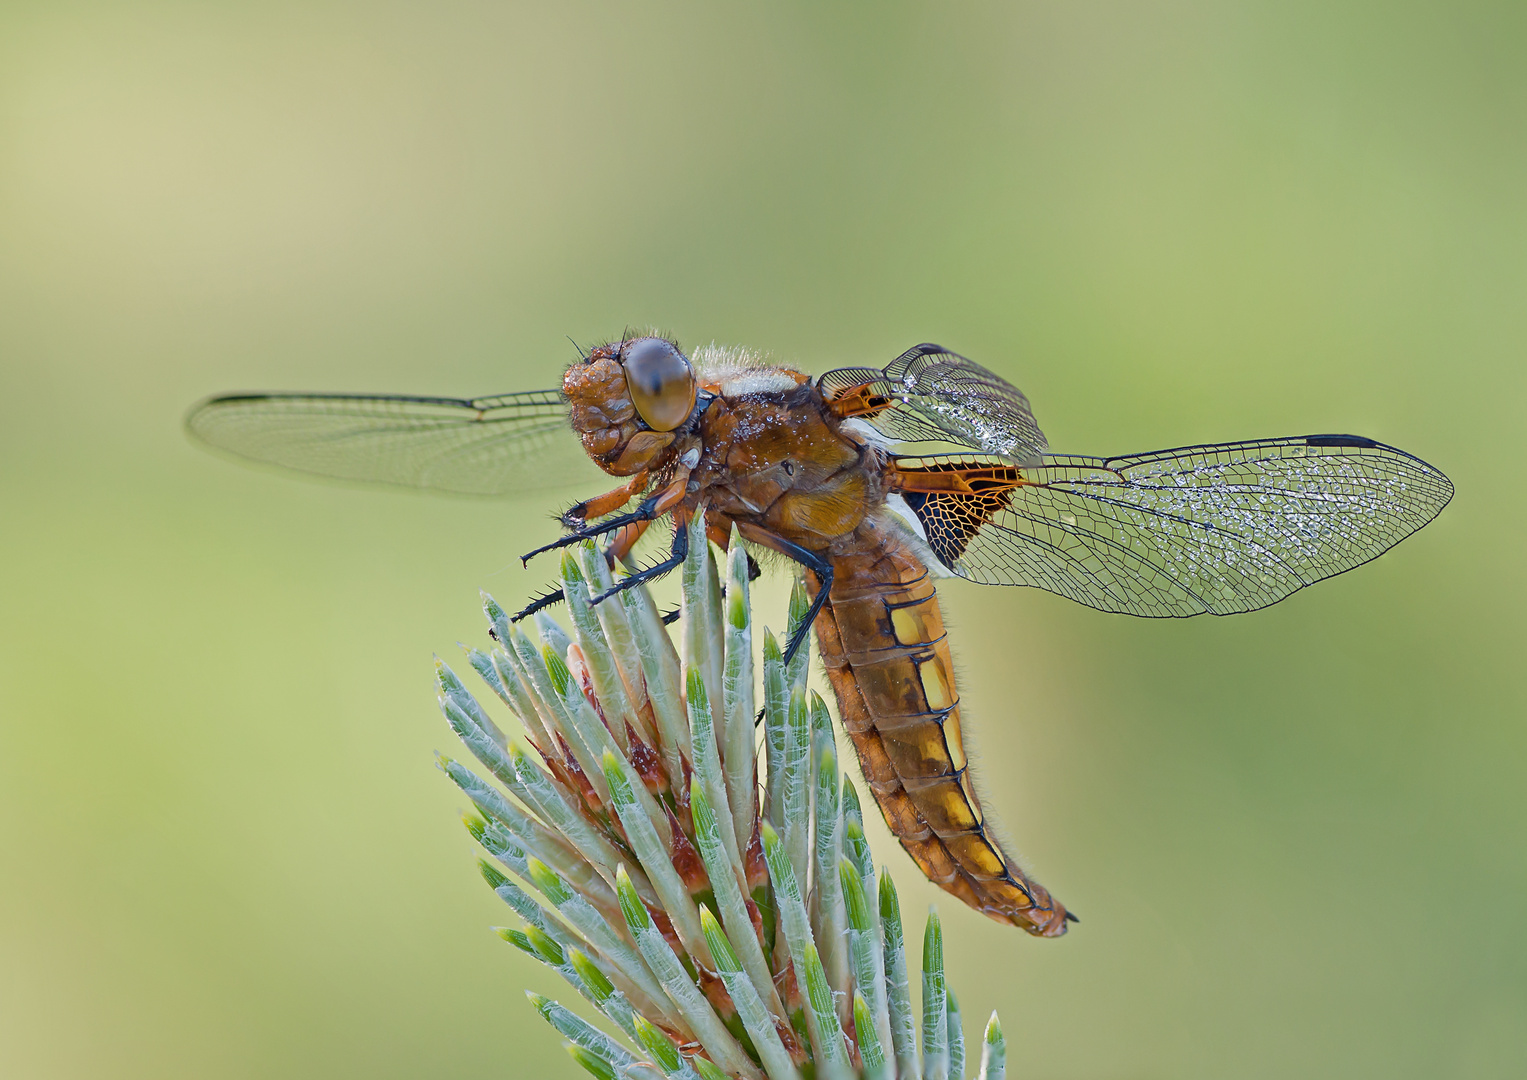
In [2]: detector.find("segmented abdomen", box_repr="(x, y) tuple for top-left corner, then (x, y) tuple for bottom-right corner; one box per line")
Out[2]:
(812, 527), (1070, 937)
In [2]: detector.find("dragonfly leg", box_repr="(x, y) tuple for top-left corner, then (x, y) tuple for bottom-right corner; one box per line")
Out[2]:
(507, 511), (662, 623)
(736, 522), (832, 667)
(589, 518), (689, 608)
(603, 518), (651, 567)
(561, 469), (649, 530)
(699, 509), (760, 579)
(703, 511), (733, 551)
(521, 477), (687, 566)
(509, 586), (566, 623)
(521, 506), (651, 564)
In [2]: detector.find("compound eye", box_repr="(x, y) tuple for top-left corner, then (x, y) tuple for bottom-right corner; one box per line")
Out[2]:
(622, 338), (696, 432)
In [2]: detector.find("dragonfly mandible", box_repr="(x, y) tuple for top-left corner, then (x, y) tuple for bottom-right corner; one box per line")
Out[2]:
(187, 338), (1453, 936)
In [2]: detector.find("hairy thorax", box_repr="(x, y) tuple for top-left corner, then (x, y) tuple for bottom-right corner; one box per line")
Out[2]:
(694, 378), (885, 550)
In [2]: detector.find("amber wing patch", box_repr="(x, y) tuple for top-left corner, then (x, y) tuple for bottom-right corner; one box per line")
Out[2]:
(891, 461), (1026, 568)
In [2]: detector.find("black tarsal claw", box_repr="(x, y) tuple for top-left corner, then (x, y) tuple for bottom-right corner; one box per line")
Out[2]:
(660, 607), (682, 625)
(521, 532), (586, 565)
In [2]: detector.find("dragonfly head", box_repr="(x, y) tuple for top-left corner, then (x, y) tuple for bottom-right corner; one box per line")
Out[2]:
(563, 336), (701, 476)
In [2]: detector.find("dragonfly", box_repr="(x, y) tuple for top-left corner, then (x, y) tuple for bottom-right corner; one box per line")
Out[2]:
(187, 337), (1453, 936)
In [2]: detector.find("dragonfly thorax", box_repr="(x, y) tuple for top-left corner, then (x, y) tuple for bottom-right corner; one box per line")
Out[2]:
(693, 379), (879, 549)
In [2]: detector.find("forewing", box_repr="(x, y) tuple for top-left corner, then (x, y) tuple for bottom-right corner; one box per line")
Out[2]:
(894, 435), (1452, 616)
(185, 390), (594, 496)
(819, 343), (1049, 465)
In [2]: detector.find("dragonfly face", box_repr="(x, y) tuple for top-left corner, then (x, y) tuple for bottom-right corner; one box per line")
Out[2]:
(187, 337), (1453, 935)
(563, 337), (702, 474)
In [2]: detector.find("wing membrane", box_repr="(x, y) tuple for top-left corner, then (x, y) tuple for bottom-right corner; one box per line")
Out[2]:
(893, 435), (1452, 616)
(185, 389), (592, 496)
(819, 343), (1048, 465)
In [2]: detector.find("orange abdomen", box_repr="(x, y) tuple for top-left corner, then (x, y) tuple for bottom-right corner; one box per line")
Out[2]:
(812, 528), (1070, 937)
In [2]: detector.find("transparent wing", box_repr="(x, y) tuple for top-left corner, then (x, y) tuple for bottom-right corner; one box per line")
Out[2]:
(185, 389), (595, 496)
(818, 343), (1049, 465)
(894, 435), (1453, 616)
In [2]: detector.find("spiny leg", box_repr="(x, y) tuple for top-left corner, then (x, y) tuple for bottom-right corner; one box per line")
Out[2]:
(779, 549), (831, 666)
(589, 519), (689, 608)
(604, 518), (651, 568)
(510, 517), (653, 623)
(560, 469), (648, 529)
(736, 522), (833, 668)
(510, 517), (665, 624)
(657, 515), (750, 621)
(510, 585), (566, 623)
(521, 499), (659, 565)
(521, 477), (688, 566)
(610, 521), (682, 622)
(512, 482), (687, 622)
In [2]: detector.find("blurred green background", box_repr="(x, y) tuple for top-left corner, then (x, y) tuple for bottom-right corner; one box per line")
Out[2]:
(2, 2), (1523, 1077)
